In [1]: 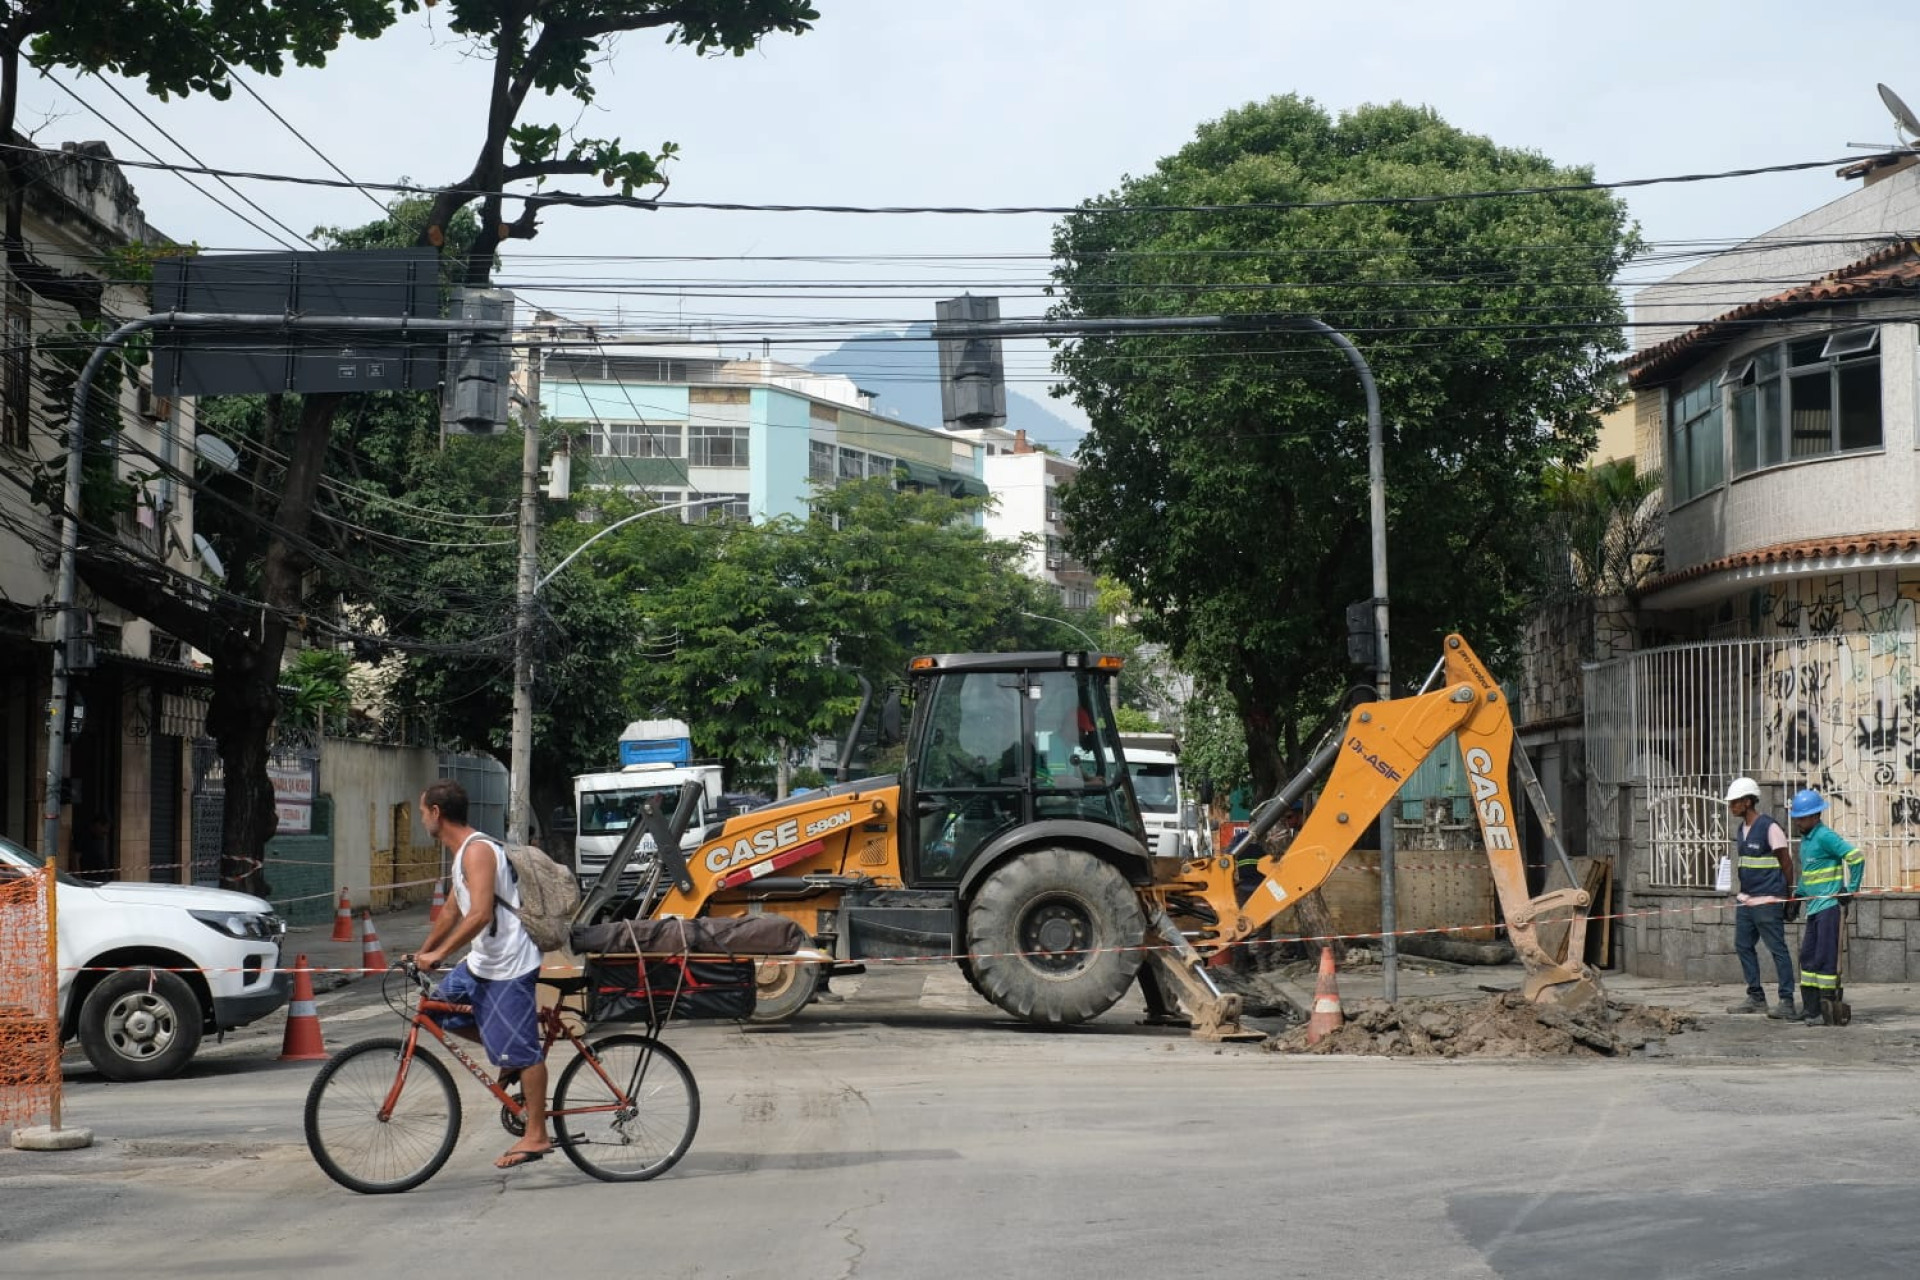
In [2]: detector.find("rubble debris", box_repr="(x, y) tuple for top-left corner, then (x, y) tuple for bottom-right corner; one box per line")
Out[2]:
(1266, 992), (1697, 1059)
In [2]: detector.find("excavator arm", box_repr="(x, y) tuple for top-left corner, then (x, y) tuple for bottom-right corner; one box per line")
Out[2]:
(1152, 634), (1602, 1012)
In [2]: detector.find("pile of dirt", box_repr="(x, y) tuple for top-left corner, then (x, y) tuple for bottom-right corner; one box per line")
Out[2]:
(1267, 992), (1698, 1059)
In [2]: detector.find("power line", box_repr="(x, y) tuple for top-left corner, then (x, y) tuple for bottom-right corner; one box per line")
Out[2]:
(37, 72), (308, 252)
(220, 66), (390, 218)
(73, 73), (316, 250)
(0, 142), (1895, 217)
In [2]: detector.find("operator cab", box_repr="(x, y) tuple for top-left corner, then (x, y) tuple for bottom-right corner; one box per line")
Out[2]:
(901, 651), (1147, 884)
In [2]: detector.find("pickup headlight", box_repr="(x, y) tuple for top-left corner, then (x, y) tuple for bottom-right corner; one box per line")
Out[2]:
(191, 909), (282, 941)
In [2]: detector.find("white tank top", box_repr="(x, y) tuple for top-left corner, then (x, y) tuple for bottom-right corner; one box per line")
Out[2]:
(451, 832), (543, 980)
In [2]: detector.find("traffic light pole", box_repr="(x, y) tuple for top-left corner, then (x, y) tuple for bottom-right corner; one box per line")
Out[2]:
(42, 311), (504, 864)
(932, 310), (1397, 997)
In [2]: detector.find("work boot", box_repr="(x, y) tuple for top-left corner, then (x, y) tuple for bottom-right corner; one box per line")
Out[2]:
(1767, 994), (1798, 1020)
(1800, 987), (1825, 1026)
(1727, 992), (1769, 1015)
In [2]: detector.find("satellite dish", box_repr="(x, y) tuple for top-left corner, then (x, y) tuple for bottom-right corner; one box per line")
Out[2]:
(195, 433), (239, 474)
(1879, 83), (1920, 142)
(191, 533), (226, 583)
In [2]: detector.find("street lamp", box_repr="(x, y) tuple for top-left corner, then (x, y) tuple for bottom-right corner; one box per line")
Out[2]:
(1019, 609), (1101, 650)
(935, 311), (1398, 998)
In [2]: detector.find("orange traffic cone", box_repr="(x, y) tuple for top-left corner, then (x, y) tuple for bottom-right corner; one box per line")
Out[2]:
(1306, 945), (1345, 1045)
(360, 911), (388, 974)
(428, 878), (446, 924)
(278, 955), (328, 1061)
(330, 887), (354, 942)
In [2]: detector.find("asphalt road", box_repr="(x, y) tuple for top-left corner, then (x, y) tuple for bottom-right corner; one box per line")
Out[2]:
(6, 963), (1919, 1279)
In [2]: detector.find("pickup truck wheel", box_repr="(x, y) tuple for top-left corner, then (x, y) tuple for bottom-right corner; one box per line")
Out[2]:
(966, 848), (1145, 1027)
(77, 968), (204, 1082)
(747, 958), (817, 1023)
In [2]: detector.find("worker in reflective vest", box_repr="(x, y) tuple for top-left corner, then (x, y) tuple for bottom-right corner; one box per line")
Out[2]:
(1788, 788), (1865, 1027)
(1723, 777), (1797, 1018)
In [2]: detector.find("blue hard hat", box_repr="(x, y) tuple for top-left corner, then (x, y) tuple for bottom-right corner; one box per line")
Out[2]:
(1788, 788), (1828, 819)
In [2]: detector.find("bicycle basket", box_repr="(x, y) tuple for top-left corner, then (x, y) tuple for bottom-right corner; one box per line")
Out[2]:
(584, 955), (757, 1022)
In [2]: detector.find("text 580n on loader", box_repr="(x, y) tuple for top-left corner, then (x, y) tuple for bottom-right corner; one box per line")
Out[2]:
(596, 634), (1602, 1038)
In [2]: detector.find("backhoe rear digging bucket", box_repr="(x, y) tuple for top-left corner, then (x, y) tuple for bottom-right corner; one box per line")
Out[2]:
(1141, 905), (1265, 1043)
(1511, 888), (1606, 1011)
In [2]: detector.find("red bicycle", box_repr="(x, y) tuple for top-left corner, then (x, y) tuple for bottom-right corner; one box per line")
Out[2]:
(303, 962), (698, 1194)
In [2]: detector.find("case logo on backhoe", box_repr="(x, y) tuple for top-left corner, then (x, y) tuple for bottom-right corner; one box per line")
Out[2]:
(1463, 748), (1515, 850)
(701, 810), (852, 874)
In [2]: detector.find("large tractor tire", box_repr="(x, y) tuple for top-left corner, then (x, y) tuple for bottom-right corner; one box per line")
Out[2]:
(964, 848), (1146, 1027)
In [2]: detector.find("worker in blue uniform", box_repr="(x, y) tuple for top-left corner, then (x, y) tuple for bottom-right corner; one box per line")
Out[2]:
(1788, 788), (1865, 1027)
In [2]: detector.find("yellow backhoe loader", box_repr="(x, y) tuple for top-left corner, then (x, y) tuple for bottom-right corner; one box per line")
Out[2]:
(588, 634), (1602, 1038)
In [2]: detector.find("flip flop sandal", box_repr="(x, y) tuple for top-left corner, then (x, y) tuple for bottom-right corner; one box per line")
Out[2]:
(496, 1147), (547, 1169)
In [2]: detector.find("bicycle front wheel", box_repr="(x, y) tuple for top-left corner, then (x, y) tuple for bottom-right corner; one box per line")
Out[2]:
(553, 1033), (700, 1182)
(304, 1036), (461, 1194)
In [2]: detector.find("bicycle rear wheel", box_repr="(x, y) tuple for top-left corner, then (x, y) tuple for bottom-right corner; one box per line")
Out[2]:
(305, 1036), (461, 1194)
(553, 1033), (699, 1182)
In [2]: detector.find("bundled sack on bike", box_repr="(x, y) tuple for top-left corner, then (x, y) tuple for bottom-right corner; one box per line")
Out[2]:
(570, 916), (809, 1023)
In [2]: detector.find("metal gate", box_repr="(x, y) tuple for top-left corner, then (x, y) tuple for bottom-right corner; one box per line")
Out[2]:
(1586, 631), (1920, 890)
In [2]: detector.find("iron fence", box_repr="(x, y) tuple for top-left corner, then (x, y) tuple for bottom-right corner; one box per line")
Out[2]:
(1586, 631), (1920, 889)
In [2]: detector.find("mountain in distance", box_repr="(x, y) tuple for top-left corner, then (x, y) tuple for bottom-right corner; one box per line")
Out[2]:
(808, 323), (1088, 455)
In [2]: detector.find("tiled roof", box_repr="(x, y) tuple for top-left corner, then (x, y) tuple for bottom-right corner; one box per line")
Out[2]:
(1644, 532), (1920, 596)
(1625, 239), (1920, 386)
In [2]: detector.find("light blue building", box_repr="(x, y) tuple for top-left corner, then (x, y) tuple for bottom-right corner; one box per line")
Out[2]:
(535, 337), (987, 520)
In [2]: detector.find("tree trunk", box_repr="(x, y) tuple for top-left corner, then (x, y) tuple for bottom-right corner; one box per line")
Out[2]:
(210, 392), (343, 895)
(206, 636), (281, 898)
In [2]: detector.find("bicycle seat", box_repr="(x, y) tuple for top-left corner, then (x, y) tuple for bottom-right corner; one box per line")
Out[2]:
(538, 972), (589, 995)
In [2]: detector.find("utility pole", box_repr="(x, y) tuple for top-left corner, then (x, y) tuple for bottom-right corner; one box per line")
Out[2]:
(507, 353), (540, 846)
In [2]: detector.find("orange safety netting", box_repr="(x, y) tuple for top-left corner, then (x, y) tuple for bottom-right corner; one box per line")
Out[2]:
(0, 864), (60, 1129)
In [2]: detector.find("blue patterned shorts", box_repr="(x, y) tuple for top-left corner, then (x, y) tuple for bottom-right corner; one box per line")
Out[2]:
(435, 960), (542, 1069)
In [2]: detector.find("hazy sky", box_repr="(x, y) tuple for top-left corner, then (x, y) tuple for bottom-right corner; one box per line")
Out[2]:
(21, 0), (1920, 422)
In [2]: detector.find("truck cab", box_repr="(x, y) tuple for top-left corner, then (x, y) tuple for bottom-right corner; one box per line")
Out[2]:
(573, 719), (725, 888)
(1118, 732), (1204, 860)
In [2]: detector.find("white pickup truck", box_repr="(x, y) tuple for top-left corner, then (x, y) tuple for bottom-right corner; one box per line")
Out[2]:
(0, 834), (288, 1082)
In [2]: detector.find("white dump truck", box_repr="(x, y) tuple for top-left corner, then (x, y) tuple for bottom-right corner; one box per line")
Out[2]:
(571, 719), (726, 887)
(1118, 731), (1205, 860)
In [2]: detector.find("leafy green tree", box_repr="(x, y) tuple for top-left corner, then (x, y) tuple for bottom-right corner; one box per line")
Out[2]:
(285, 648), (353, 730)
(619, 481), (1067, 790)
(1052, 95), (1637, 800)
(349, 433), (654, 831)
(1540, 457), (1663, 603)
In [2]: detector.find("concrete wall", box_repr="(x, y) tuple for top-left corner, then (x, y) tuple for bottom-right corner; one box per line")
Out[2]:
(1605, 781), (1920, 983)
(320, 738), (441, 909)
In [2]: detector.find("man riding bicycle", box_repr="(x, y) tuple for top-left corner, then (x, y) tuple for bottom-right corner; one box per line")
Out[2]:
(414, 779), (550, 1169)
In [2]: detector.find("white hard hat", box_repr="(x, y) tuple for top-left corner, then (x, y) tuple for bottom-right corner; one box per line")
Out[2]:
(1723, 777), (1762, 804)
